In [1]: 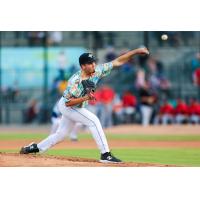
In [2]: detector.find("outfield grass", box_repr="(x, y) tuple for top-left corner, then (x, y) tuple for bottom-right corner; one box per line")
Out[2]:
(1, 132), (200, 141)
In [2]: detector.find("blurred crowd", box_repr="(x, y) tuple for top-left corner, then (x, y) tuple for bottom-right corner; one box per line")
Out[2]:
(20, 85), (200, 126)
(2, 45), (200, 126)
(191, 52), (200, 100)
(44, 47), (200, 127)
(83, 86), (200, 127)
(4, 31), (197, 48)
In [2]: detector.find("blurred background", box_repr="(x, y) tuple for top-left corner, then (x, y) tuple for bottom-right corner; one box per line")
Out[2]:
(0, 31), (200, 126)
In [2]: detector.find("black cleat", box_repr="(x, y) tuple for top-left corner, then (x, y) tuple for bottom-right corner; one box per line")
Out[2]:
(100, 152), (122, 163)
(20, 143), (39, 154)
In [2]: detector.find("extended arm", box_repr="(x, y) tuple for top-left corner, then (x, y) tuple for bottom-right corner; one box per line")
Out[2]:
(112, 47), (149, 68)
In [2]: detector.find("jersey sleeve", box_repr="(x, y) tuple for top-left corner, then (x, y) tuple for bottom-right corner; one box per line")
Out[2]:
(62, 79), (77, 103)
(96, 62), (113, 78)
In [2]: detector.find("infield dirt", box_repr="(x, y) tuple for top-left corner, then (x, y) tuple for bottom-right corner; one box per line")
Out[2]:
(0, 152), (175, 167)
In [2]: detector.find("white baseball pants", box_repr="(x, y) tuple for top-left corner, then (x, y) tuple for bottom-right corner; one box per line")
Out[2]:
(50, 117), (60, 135)
(50, 117), (81, 140)
(38, 97), (110, 154)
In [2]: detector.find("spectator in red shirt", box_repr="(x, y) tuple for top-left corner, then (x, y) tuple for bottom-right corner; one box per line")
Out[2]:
(154, 100), (174, 125)
(188, 98), (200, 124)
(122, 90), (137, 123)
(174, 99), (189, 124)
(160, 100), (174, 124)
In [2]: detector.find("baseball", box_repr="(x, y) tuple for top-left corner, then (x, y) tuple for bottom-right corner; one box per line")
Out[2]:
(161, 34), (168, 40)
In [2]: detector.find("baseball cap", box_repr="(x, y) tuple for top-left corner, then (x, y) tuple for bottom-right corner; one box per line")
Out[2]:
(79, 53), (96, 65)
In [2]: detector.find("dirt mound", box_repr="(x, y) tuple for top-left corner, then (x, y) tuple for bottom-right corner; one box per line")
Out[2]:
(0, 152), (173, 167)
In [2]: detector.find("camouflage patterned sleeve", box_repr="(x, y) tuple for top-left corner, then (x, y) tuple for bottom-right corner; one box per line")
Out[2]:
(62, 80), (77, 103)
(96, 62), (113, 78)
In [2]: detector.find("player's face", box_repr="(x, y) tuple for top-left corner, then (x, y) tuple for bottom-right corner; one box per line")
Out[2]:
(82, 62), (96, 75)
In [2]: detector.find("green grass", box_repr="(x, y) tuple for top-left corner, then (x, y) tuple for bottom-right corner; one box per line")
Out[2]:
(47, 148), (200, 166)
(0, 133), (48, 140)
(2, 148), (200, 166)
(1, 132), (200, 141)
(1, 132), (200, 166)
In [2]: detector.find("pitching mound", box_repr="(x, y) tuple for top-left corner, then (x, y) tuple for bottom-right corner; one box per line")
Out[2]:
(0, 152), (174, 167)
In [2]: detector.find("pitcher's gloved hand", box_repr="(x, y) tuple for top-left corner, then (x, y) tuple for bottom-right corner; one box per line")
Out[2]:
(86, 91), (96, 101)
(81, 80), (96, 100)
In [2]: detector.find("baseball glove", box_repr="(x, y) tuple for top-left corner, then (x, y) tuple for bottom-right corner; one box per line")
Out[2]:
(81, 80), (96, 100)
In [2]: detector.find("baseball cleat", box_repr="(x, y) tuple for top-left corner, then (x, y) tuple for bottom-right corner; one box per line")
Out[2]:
(100, 152), (122, 163)
(20, 143), (39, 154)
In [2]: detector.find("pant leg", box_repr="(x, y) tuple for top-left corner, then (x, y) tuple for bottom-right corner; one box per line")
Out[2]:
(57, 97), (110, 153)
(68, 107), (110, 154)
(153, 115), (160, 125)
(106, 103), (113, 127)
(162, 114), (169, 125)
(50, 117), (60, 135)
(39, 97), (110, 154)
(176, 114), (184, 124)
(69, 122), (82, 140)
(38, 115), (75, 152)
(99, 104), (106, 128)
(141, 105), (152, 126)
(190, 115), (199, 124)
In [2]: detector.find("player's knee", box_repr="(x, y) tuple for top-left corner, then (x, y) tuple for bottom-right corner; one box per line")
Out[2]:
(89, 116), (101, 127)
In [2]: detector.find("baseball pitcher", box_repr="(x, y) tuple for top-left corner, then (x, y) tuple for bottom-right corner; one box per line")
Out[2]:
(20, 47), (149, 163)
